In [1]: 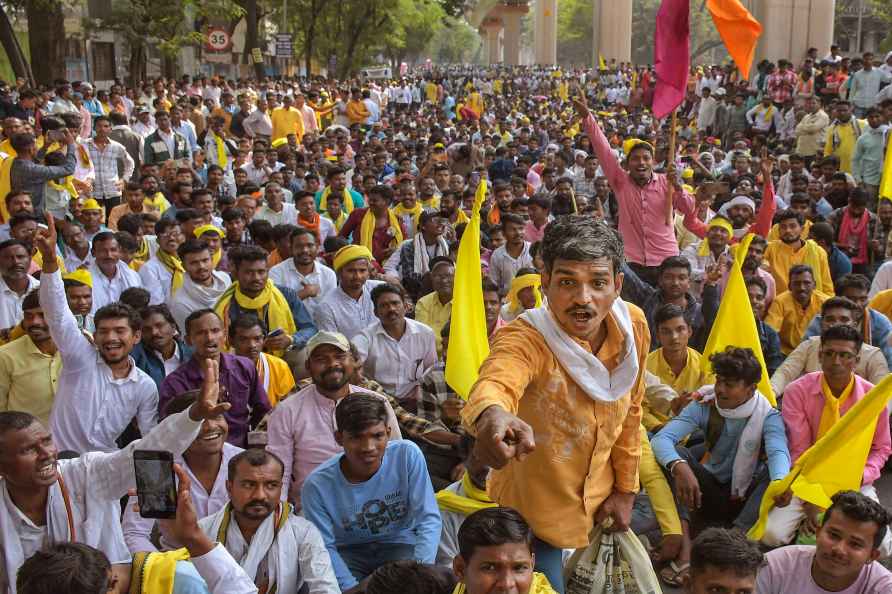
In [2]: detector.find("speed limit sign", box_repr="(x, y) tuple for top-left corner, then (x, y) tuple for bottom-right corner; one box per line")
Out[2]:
(206, 27), (231, 52)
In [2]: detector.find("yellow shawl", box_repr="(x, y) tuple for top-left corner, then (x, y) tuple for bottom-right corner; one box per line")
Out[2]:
(818, 374), (855, 439)
(436, 473), (497, 516)
(359, 208), (404, 253)
(129, 548), (190, 594)
(156, 249), (185, 295)
(215, 280), (297, 356)
(507, 274), (542, 313)
(319, 186), (355, 213)
(212, 132), (228, 169)
(392, 202), (423, 234)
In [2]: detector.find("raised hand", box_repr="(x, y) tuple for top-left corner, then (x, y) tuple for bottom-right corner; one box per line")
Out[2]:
(36, 213), (59, 273)
(188, 357), (231, 422)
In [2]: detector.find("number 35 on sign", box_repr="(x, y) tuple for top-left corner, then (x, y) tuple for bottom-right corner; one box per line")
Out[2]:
(206, 27), (232, 52)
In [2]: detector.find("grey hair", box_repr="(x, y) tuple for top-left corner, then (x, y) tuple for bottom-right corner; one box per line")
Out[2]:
(541, 215), (624, 274)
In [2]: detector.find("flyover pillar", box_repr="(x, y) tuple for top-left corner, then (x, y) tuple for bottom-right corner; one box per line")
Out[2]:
(593, 0), (632, 64)
(534, 0), (557, 65)
(499, 4), (527, 66)
(753, 0), (836, 64)
(482, 17), (504, 64)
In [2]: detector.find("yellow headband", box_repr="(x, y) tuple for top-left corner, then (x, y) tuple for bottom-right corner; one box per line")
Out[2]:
(62, 268), (93, 288)
(507, 274), (542, 313)
(333, 245), (373, 272)
(698, 217), (734, 256)
(82, 198), (102, 211)
(194, 224), (223, 239)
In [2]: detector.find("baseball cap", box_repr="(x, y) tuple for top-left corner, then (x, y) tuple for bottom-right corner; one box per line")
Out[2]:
(306, 331), (351, 355)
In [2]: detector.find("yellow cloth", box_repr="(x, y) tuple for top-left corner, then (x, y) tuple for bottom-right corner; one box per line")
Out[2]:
(697, 216), (733, 256)
(358, 208), (404, 253)
(749, 374), (892, 540)
(446, 181), (490, 399)
(130, 238), (150, 270)
(62, 269), (92, 287)
(435, 473), (496, 515)
(319, 186), (355, 213)
(763, 238), (834, 295)
(639, 426), (683, 536)
(644, 348), (713, 430)
(881, 128), (892, 201)
(257, 352), (296, 407)
(323, 210), (348, 231)
(211, 132), (228, 170)
(452, 208), (470, 227)
(824, 119), (865, 173)
(507, 274), (542, 313)
(31, 251), (67, 273)
(415, 292), (452, 356)
(0, 139), (15, 158)
(765, 289), (830, 355)
(145, 191), (171, 213)
(194, 224), (223, 239)
(466, 92), (484, 117)
(155, 250), (185, 295)
(0, 335), (62, 427)
(817, 374), (855, 439)
(129, 548), (190, 594)
(271, 106), (304, 142)
(702, 234), (777, 405)
(461, 307), (649, 548)
(766, 219), (812, 242)
(47, 176), (78, 200)
(392, 202), (423, 234)
(215, 280), (297, 357)
(0, 156), (15, 222)
(869, 289), (892, 322)
(332, 245), (373, 272)
(454, 573), (557, 594)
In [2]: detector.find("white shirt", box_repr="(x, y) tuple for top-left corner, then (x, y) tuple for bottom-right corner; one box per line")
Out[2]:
(241, 161), (272, 186)
(158, 343), (183, 377)
(268, 258), (337, 318)
(167, 271), (232, 333)
(0, 275), (39, 330)
(122, 442), (242, 553)
(62, 248), (94, 272)
(139, 254), (175, 305)
(313, 280), (383, 340)
(353, 318), (438, 401)
(870, 260), (892, 298)
(488, 242), (533, 294)
(42, 270), (158, 453)
(254, 203), (298, 227)
(89, 260), (142, 313)
(131, 120), (156, 139)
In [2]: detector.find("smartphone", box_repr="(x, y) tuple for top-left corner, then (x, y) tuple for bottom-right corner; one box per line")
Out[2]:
(133, 450), (177, 519)
(268, 328), (284, 338)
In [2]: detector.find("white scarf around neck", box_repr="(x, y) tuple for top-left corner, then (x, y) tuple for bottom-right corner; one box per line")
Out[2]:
(412, 233), (449, 276)
(520, 299), (639, 403)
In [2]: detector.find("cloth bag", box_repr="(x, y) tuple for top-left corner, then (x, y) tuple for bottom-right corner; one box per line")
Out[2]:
(563, 527), (661, 594)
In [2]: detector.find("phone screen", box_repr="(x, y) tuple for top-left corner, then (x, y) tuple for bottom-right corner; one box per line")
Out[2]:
(133, 450), (177, 519)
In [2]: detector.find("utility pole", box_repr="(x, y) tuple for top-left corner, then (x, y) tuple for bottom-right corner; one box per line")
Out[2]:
(854, 0), (864, 55)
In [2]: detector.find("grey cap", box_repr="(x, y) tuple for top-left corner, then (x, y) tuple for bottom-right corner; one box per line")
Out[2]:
(305, 331), (351, 355)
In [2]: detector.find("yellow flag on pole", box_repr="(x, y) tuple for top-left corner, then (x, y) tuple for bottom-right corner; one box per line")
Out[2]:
(445, 181), (490, 400)
(748, 373), (892, 539)
(880, 134), (892, 202)
(598, 54), (607, 70)
(701, 233), (776, 406)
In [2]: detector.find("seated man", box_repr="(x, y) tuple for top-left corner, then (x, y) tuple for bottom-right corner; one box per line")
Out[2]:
(765, 264), (830, 355)
(761, 325), (891, 553)
(314, 245), (384, 340)
(198, 448), (340, 594)
(167, 238), (231, 334)
(687, 527), (764, 594)
(62, 269), (94, 332)
(228, 314), (295, 406)
(744, 276), (784, 376)
(414, 257), (454, 357)
(268, 227), (337, 320)
(764, 209), (834, 296)
(452, 507), (558, 594)
(383, 210), (450, 299)
(680, 215), (733, 297)
(301, 394), (441, 592)
(130, 304), (193, 389)
(137, 217), (185, 305)
(757, 490), (892, 593)
(770, 297), (888, 395)
(365, 560), (456, 594)
(122, 388), (242, 553)
(0, 356), (227, 594)
(499, 268), (543, 323)
(651, 347), (790, 533)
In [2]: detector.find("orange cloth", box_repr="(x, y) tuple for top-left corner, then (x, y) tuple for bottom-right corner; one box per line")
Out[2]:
(705, 0), (763, 80)
(346, 100), (370, 126)
(461, 306), (649, 549)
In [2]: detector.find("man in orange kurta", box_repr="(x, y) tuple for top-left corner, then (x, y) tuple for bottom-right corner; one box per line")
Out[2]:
(462, 215), (648, 592)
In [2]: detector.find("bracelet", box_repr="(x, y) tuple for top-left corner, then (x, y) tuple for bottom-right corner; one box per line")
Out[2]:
(669, 460), (689, 475)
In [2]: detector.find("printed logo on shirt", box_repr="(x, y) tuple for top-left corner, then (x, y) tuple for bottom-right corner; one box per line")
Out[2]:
(340, 492), (407, 534)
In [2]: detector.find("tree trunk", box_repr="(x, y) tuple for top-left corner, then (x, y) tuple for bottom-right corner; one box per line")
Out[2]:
(25, 0), (65, 85)
(245, 0), (265, 78)
(128, 41), (146, 87)
(0, 5), (34, 85)
(161, 53), (177, 79)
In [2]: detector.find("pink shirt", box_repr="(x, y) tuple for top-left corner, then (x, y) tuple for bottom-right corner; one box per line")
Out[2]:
(265, 383), (402, 506)
(523, 219), (548, 243)
(583, 114), (695, 266)
(781, 371), (891, 485)
(757, 545), (892, 594)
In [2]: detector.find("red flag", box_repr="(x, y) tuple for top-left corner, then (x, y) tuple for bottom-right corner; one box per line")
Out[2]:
(706, 0), (762, 80)
(653, 0), (690, 119)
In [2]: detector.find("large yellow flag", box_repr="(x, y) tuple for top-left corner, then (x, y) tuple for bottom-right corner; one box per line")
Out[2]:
(880, 134), (892, 202)
(701, 233), (776, 406)
(748, 373), (892, 540)
(445, 181), (490, 400)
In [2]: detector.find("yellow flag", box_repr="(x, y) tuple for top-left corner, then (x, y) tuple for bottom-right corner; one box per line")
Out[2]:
(445, 181), (490, 400)
(701, 233), (776, 406)
(598, 54), (607, 70)
(880, 134), (892, 202)
(748, 373), (892, 540)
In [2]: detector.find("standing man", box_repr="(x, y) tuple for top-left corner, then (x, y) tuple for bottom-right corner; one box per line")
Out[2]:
(142, 110), (189, 167)
(84, 115), (135, 215)
(852, 108), (888, 207)
(462, 216), (649, 591)
(796, 96), (830, 168)
(824, 101), (866, 174)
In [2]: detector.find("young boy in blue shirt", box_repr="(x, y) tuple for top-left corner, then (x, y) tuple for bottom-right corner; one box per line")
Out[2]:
(301, 393), (442, 592)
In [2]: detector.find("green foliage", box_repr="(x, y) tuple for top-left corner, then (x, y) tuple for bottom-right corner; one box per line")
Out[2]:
(426, 16), (482, 64)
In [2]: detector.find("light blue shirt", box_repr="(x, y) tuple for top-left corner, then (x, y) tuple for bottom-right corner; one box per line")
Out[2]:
(301, 440), (442, 590)
(173, 119), (199, 156)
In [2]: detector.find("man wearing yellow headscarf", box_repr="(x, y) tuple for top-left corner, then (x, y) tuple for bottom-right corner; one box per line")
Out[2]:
(338, 184), (405, 264)
(214, 245), (317, 358)
(194, 224), (225, 270)
(138, 218), (185, 305)
(500, 270), (542, 322)
(679, 215), (733, 296)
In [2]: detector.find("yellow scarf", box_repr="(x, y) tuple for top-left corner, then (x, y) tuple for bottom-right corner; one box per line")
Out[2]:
(77, 144), (92, 169)
(215, 280), (297, 356)
(129, 548), (190, 594)
(697, 217), (734, 257)
(323, 210), (348, 231)
(129, 238), (150, 271)
(436, 472), (497, 516)
(0, 156), (15, 222)
(319, 186), (355, 212)
(392, 202), (423, 234)
(212, 132), (228, 169)
(359, 208), (404, 254)
(47, 176), (79, 199)
(453, 573), (556, 594)
(817, 374), (856, 439)
(507, 274), (542, 314)
(756, 103), (775, 123)
(156, 249), (185, 295)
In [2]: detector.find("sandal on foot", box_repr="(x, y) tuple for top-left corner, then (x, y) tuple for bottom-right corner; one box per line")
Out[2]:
(659, 560), (690, 587)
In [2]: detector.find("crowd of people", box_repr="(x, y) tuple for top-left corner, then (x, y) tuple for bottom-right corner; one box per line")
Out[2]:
(0, 44), (891, 594)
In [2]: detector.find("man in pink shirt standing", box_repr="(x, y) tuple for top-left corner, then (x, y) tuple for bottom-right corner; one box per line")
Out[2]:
(761, 324), (891, 554)
(574, 97), (695, 287)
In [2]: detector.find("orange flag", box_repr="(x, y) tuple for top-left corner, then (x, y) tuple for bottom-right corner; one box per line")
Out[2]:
(706, 0), (762, 80)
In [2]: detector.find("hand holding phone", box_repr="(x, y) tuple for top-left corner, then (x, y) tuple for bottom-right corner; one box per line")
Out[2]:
(133, 450), (177, 519)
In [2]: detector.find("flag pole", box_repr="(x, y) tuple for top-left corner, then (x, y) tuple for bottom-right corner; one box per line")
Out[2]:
(666, 107), (678, 226)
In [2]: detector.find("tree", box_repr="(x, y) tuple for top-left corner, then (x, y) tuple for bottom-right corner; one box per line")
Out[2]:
(0, 3), (33, 84)
(631, 0), (727, 65)
(426, 16), (481, 64)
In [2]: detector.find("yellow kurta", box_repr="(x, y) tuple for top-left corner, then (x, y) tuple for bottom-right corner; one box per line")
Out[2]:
(0, 335), (62, 426)
(462, 306), (649, 548)
(869, 289), (892, 323)
(764, 239), (834, 296)
(257, 352), (295, 407)
(414, 292), (452, 357)
(765, 290), (830, 355)
(644, 347), (712, 430)
(823, 119), (866, 173)
(270, 107), (304, 142)
(639, 426), (682, 536)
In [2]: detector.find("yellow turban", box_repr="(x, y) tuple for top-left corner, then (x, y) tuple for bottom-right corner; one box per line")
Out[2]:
(507, 274), (542, 313)
(333, 245), (373, 272)
(194, 224), (223, 239)
(82, 198), (102, 211)
(62, 268), (93, 288)
(698, 216), (734, 256)
(622, 138), (654, 158)
(682, 168), (694, 180)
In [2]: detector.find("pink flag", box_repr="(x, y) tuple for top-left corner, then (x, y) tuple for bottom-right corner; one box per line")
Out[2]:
(653, 0), (691, 119)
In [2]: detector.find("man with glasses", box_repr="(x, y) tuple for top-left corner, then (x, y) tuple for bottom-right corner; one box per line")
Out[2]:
(760, 324), (891, 554)
(138, 218), (185, 305)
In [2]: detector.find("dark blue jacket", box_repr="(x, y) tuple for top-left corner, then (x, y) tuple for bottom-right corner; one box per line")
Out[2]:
(132, 339), (194, 389)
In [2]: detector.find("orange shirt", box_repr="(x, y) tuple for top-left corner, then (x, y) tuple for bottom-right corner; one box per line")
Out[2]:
(462, 305), (649, 548)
